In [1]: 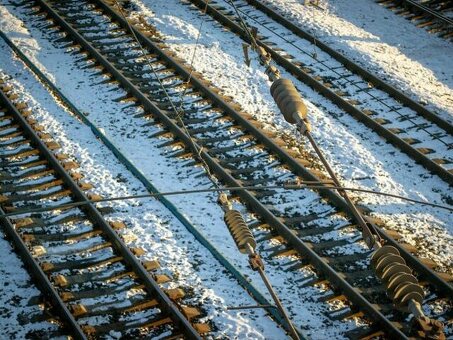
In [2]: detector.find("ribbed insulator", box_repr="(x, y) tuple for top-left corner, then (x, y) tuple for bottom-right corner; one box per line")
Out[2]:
(270, 78), (307, 125)
(224, 210), (256, 254)
(371, 245), (424, 311)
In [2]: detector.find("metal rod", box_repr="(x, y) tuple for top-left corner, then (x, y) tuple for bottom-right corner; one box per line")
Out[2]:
(246, 244), (300, 340)
(304, 130), (381, 248)
(257, 267), (300, 340)
(0, 182), (450, 219)
(408, 299), (425, 319)
(227, 304), (277, 310)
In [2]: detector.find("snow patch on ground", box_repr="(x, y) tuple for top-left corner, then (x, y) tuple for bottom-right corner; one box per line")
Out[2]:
(131, 0), (452, 271)
(261, 0), (453, 122)
(0, 28), (287, 340)
(0, 5), (56, 83)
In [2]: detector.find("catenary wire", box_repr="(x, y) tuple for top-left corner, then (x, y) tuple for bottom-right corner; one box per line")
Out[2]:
(1, 182), (451, 219)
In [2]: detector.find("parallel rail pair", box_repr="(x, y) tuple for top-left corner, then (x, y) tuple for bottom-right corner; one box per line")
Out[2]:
(188, 0), (453, 185)
(0, 77), (205, 338)
(14, 0), (452, 338)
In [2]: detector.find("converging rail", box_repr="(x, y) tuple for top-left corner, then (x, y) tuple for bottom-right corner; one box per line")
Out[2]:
(376, 0), (453, 39)
(16, 0), (452, 337)
(188, 0), (453, 185)
(0, 77), (205, 338)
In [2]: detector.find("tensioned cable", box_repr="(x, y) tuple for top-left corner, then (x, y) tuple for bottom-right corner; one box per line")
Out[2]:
(175, 0), (210, 115)
(308, 0), (320, 59)
(222, 0), (449, 148)
(112, 0), (220, 187)
(1, 182), (450, 218)
(226, 0), (258, 47)
(218, 0), (381, 245)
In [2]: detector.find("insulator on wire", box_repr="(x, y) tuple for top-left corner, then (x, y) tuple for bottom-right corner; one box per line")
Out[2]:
(270, 78), (308, 127)
(224, 210), (256, 254)
(371, 245), (424, 312)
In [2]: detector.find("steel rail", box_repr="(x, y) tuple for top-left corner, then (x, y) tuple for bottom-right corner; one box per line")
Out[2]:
(0, 90), (87, 340)
(0, 64), (200, 339)
(0, 90), (86, 340)
(77, 0), (453, 297)
(188, 0), (453, 185)
(398, 0), (453, 26)
(0, 29), (307, 338)
(95, 0), (452, 296)
(376, 0), (453, 39)
(0, 208), (86, 339)
(243, 0), (452, 132)
(29, 0), (452, 337)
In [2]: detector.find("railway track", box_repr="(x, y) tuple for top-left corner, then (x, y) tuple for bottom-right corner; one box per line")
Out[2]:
(186, 0), (453, 186)
(11, 0), (451, 338)
(376, 0), (453, 39)
(0, 27), (300, 336)
(0, 76), (208, 338)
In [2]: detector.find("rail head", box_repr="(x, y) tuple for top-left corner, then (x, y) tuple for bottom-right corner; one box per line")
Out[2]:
(402, 0), (453, 26)
(20, 0), (451, 337)
(0, 90), (87, 340)
(0, 49), (201, 339)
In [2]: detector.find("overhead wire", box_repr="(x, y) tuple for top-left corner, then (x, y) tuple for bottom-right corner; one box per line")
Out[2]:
(112, 0), (220, 187)
(1, 182), (450, 218)
(175, 0), (210, 115)
(226, 0), (258, 48)
(308, 0), (320, 59)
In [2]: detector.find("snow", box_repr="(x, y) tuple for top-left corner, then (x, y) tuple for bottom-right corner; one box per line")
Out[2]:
(0, 0), (451, 338)
(0, 17), (287, 340)
(0, 234), (66, 338)
(260, 0), (453, 122)
(126, 0), (452, 270)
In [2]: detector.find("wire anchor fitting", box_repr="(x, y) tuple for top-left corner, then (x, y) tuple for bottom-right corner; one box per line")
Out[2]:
(269, 78), (445, 339)
(218, 193), (300, 340)
(270, 77), (377, 247)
